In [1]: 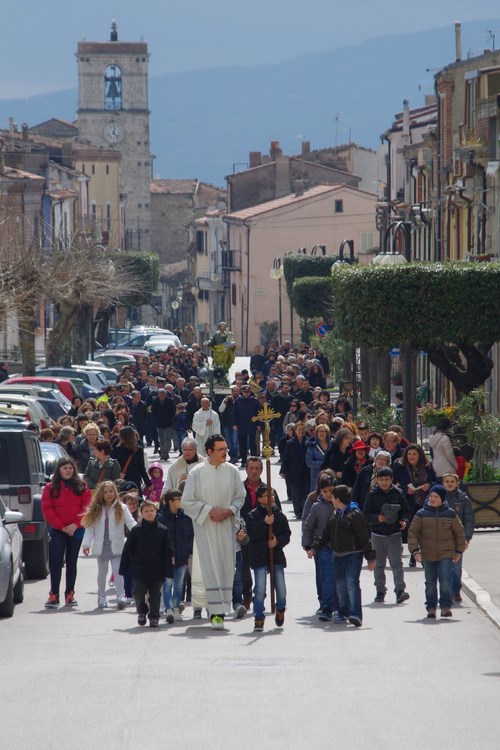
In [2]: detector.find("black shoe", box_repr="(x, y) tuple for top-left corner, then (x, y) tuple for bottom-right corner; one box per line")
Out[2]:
(318, 610), (332, 622)
(138, 614), (147, 626)
(348, 616), (362, 627)
(193, 608), (202, 620)
(149, 618), (159, 628)
(254, 618), (265, 632)
(374, 592), (385, 603)
(396, 591), (410, 604)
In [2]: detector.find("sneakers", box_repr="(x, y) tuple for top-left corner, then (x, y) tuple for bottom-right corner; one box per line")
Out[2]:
(452, 593), (463, 603)
(125, 597), (134, 606)
(210, 614), (225, 630)
(149, 619), (159, 628)
(165, 608), (175, 624)
(234, 604), (247, 619)
(193, 608), (202, 620)
(275, 608), (285, 627)
(318, 610), (332, 622)
(138, 614), (147, 626)
(178, 602), (185, 614)
(334, 615), (347, 624)
(441, 608), (453, 618)
(173, 608), (183, 621)
(315, 606), (323, 615)
(426, 608), (437, 618)
(65, 591), (78, 607)
(348, 616), (362, 627)
(98, 596), (108, 609)
(45, 592), (59, 609)
(396, 591), (410, 604)
(374, 592), (386, 603)
(254, 618), (265, 632)
(117, 597), (127, 610)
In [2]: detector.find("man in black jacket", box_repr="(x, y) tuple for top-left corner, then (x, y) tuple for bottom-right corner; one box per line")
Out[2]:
(150, 389), (176, 461)
(119, 499), (174, 627)
(130, 390), (148, 442)
(362, 467), (410, 604)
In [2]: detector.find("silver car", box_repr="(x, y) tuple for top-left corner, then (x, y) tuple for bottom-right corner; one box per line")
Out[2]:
(0, 495), (24, 617)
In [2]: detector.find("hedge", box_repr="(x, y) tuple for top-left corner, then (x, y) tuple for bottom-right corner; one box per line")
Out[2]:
(329, 261), (500, 348)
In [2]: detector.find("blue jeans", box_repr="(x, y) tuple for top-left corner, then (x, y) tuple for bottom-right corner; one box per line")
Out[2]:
(223, 425), (239, 461)
(175, 430), (188, 453)
(334, 551), (363, 621)
(49, 527), (83, 596)
(232, 550), (243, 605)
(253, 564), (286, 619)
(318, 547), (338, 614)
(423, 558), (452, 609)
(451, 555), (463, 595)
(162, 565), (187, 610)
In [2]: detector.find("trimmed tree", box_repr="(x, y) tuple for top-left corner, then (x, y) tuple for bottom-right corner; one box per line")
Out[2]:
(329, 262), (500, 397)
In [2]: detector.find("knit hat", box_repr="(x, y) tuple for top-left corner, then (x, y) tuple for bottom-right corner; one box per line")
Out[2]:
(428, 484), (446, 502)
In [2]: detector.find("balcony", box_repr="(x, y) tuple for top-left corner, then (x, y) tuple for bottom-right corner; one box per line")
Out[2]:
(197, 271), (225, 292)
(221, 249), (241, 271)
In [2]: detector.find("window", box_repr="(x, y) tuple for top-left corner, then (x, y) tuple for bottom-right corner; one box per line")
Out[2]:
(196, 231), (206, 254)
(464, 72), (478, 134)
(232, 283), (237, 306)
(335, 200), (344, 213)
(106, 203), (111, 231)
(104, 64), (122, 111)
(91, 164), (95, 175)
(106, 164), (109, 175)
(82, 164), (86, 174)
(360, 232), (374, 253)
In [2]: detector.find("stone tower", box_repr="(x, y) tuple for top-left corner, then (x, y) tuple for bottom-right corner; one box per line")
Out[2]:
(76, 21), (152, 250)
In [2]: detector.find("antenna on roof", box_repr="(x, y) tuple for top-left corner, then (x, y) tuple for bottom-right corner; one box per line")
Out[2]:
(110, 19), (118, 42)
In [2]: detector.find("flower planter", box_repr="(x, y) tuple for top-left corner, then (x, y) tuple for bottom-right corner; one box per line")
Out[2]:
(460, 482), (500, 528)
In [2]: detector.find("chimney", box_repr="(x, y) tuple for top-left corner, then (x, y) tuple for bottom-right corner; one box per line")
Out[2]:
(455, 22), (462, 62)
(8, 117), (15, 137)
(275, 155), (289, 198)
(294, 180), (305, 197)
(249, 151), (262, 169)
(301, 141), (311, 157)
(270, 140), (282, 160)
(21, 123), (29, 141)
(402, 99), (410, 140)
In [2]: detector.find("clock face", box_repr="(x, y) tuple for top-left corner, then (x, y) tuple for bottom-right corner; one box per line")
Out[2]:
(104, 122), (124, 143)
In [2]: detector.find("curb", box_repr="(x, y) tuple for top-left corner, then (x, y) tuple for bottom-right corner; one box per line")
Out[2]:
(462, 567), (500, 631)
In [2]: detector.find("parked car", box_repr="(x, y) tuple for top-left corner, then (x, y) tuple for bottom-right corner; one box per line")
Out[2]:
(3, 376), (79, 403)
(0, 429), (48, 579)
(146, 336), (182, 353)
(0, 415), (31, 430)
(110, 330), (181, 349)
(80, 363), (119, 384)
(0, 495), (24, 617)
(40, 442), (69, 480)
(94, 348), (150, 360)
(0, 385), (70, 418)
(36, 367), (107, 398)
(92, 352), (137, 369)
(0, 395), (50, 430)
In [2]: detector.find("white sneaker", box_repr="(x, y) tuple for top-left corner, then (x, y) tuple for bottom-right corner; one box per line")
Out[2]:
(234, 604), (247, 619)
(125, 597), (134, 606)
(117, 597), (127, 610)
(173, 608), (182, 621)
(165, 608), (175, 623)
(178, 602), (185, 614)
(98, 596), (107, 609)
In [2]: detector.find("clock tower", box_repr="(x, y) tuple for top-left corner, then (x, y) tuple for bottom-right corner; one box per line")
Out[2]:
(76, 21), (152, 250)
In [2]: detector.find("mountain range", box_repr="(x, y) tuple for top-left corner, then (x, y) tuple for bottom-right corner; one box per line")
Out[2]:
(1, 20), (499, 186)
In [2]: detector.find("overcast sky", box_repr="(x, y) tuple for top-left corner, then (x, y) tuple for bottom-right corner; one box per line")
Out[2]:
(2, 0), (500, 98)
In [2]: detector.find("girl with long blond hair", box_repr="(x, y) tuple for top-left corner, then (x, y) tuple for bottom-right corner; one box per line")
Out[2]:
(82, 481), (137, 609)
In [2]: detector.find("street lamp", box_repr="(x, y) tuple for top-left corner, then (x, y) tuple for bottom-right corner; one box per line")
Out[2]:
(269, 257), (284, 343)
(373, 221), (416, 441)
(333, 239), (358, 413)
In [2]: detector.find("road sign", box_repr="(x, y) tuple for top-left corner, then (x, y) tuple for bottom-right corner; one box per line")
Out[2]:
(316, 321), (330, 338)
(390, 347), (400, 357)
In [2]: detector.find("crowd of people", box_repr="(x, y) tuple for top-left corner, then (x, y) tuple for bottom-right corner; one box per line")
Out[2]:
(37, 338), (473, 629)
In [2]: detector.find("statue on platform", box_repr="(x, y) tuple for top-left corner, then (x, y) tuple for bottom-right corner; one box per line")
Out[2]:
(205, 321), (236, 377)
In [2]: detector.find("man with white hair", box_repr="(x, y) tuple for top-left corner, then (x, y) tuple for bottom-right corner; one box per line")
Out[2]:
(192, 397), (221, 457)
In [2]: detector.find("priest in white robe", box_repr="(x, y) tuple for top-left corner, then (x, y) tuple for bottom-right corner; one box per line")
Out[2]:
(182, 433), (245, 628)
(191, 398), (221, 457)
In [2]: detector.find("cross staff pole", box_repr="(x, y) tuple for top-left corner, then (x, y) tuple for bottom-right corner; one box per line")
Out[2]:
(252, 402), (280, 614)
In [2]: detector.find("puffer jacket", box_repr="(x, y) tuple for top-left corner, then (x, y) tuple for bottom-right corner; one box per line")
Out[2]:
(313, 504), (376, 561)
(408, 500), (466, 561)
(446, 489), (474, 541)
(82, 502), (137, 556)
(42, 481), (91, 531)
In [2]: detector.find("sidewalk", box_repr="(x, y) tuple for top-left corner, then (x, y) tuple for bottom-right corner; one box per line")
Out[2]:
(461, 529), (500, 629)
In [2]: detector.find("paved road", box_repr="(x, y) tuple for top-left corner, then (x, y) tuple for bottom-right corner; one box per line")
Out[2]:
(2, 454), (500, 750)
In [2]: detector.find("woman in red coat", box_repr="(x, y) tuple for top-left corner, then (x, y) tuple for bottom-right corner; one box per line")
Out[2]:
(42, 457), (91, 609)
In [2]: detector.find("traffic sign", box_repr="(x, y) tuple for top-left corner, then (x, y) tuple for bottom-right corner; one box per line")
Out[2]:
(390, 347), (400, 357)
(316, 321), (330, 337)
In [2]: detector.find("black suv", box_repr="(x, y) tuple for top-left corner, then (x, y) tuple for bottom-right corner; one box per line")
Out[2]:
(0, 429), (48, 579)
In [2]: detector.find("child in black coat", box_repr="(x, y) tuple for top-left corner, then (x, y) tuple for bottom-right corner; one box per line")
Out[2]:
(246, 486), (291, 632)
(119, 499), (174, 628)
(157, 489), (194, 623)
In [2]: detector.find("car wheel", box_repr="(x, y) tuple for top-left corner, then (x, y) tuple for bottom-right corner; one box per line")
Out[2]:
(13, 563), (24, 604)
(0, 570), (14, 617)
(23, 536), (49, 580)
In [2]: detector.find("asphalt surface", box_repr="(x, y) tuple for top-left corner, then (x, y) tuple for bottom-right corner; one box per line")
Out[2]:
(2, 452), (500, 750)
